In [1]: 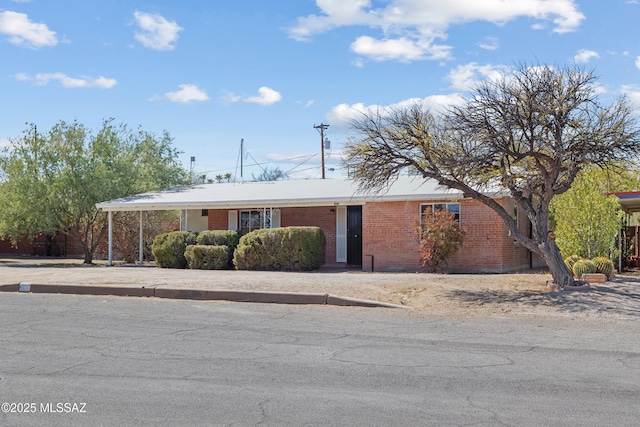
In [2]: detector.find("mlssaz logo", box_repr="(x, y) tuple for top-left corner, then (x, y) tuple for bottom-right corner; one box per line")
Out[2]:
(40, 402), (87, 413)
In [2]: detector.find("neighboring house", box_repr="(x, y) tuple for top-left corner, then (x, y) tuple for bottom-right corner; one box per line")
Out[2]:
(613, 191), (640, 269)
(96, 175), (544, 273)
(0, 231), (85, 257)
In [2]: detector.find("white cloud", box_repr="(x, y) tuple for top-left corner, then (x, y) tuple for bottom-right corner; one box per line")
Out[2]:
(296, 99), (315, 108)
(574, 49), (599, 64)
(220, 90), (242, 105)
(245, 87), (282, 105)
(224, 87), (283, 106)
(133, 11), (182, 51)
(16, 72), (117, 88)
(621, 85), (640, 114)
(326, 94), (465, 131)
(0, 10), (57, 48)
(636, 56), (640, 70)
(447, 62), (504, 91)
(478, 36), (499, 51)
(160, 84), (209, 103)
(288, 0), (584, 62)
(351, 36), (451, 62)
(0, 138), (11, 149)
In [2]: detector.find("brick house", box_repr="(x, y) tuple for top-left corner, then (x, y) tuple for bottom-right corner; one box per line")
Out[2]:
(0, 231), (86, 257)
(96, 175), (545, 273)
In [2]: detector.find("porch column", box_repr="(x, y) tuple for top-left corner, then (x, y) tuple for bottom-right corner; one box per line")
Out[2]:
(139, 211), (144, 265)
(108, 211), (113, 266)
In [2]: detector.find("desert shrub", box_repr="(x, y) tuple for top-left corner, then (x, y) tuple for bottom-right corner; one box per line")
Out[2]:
(233, 226), (325, 271)
(96, 210), (179, 263)
(184, 245), (230, 270)
(196, 230), (239, 267)
(151, 231), (197, 268)
(416, 209), (466, 273)
(196, 230), (239, 249)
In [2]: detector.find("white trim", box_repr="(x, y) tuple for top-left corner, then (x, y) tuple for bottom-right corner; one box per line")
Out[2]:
(336, 206), (347, 262)
(228, 211), (238, 231)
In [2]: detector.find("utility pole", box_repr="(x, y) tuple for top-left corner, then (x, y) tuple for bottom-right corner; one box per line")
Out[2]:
(314, 123), (329, 179)
(240, 138), (244, 179)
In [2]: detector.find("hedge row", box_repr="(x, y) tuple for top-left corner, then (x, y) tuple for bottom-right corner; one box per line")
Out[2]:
(233, 227), (325, 271)
(151, 227), (325, 271)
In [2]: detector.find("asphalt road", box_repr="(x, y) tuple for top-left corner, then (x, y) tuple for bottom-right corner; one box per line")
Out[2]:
(1, 293), (639, 426)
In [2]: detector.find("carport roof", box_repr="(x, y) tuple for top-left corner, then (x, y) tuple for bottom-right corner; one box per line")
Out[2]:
(96, 175), (471, 212)
(615, 191), (640, 213)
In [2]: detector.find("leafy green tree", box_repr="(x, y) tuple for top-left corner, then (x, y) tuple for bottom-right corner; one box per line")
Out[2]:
(344, 63), (640, 288)
(551, 165), (640, 259)
(0, 119), (189, 263)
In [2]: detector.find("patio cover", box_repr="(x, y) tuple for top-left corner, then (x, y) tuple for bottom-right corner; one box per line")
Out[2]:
(614, 191), (640, 214)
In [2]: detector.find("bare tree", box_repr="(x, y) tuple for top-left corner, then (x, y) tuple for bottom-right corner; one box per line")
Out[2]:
(344, 63), (640, 287)
(252, 166), (288, 182)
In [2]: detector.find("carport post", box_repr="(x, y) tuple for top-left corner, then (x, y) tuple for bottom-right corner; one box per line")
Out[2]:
(139, 211), (144, 265)
(108, 211), (113, 266)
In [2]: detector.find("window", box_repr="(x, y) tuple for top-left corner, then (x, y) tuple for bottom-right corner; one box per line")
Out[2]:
(420, 203), (460, 222)
(240, 210), (271, 234)
(201, 209), (208, 217)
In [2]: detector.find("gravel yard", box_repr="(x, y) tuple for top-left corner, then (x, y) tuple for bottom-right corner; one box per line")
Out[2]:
(1, 256), (639, 320)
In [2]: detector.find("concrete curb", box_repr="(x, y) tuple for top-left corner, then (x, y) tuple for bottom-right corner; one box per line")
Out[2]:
(0, 283), (408, 309)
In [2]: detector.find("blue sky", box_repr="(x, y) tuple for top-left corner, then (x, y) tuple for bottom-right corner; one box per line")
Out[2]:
(1, 0), (640, 181)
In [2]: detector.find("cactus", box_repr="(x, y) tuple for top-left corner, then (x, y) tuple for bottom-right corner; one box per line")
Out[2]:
(572, 259), (596, 278)
(564, 255), (582, 273)
(592, 256), (614, 278)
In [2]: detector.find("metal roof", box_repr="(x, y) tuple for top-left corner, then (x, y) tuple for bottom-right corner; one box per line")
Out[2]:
(96, 175), (467, 212)
(614, 191), (640, 213)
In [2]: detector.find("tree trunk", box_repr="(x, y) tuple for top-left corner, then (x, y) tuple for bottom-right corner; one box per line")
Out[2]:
(83, 246), (93, 264)
(540, 240), (575, 288)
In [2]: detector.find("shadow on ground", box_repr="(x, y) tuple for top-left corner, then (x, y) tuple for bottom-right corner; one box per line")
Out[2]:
(445, 276), (640, 319)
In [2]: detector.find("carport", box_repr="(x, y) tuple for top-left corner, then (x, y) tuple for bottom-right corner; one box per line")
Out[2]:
(614, 191), (640, 270)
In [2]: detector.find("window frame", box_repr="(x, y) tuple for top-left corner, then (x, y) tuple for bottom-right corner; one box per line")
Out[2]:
(239, 209), (274, 234)
(420, 202), (461, 223)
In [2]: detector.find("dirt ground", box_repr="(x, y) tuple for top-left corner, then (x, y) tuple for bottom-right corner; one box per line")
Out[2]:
(1, 256), (639, 320)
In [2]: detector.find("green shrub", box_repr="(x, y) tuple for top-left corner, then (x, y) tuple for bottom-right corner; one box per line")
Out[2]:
(196, 230), (239, 249)
(233, 226), (325, 271)
(152, 231), (197, 269)
(196, 230), (239, 268)
(185, 245), (230, 270)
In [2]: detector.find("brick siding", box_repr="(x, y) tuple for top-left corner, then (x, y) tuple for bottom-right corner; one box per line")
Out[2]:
(201, 199), (543, 273)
